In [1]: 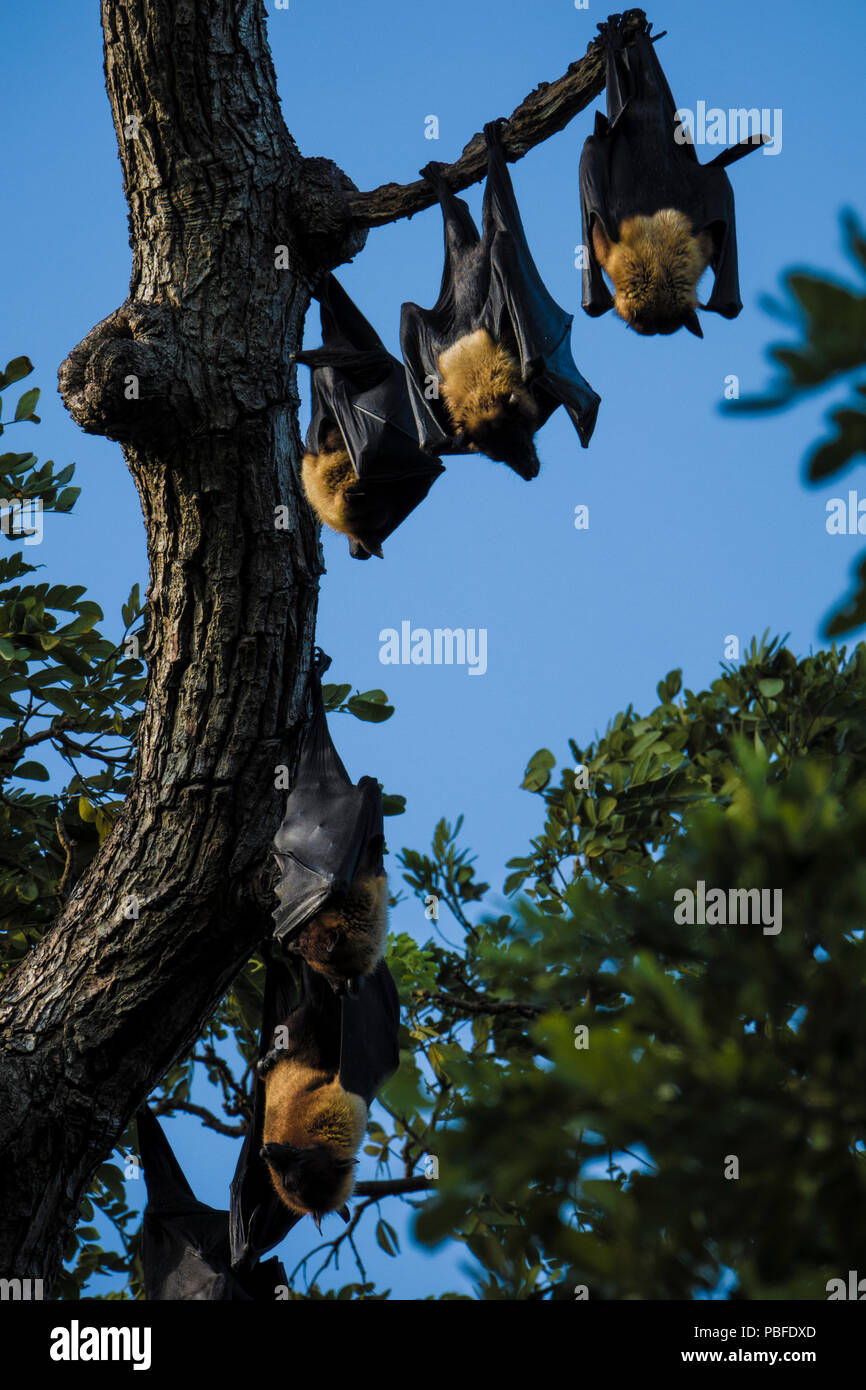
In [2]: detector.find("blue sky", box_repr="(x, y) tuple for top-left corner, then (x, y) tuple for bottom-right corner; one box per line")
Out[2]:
(3, 0), (865, 1298)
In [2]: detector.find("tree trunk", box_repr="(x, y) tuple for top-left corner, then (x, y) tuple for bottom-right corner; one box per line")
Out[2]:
(0, 0), (363, 1289)
(0, 0), (642, 1289)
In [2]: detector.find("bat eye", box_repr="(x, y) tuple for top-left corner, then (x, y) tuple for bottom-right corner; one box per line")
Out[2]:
(507, 392), (520, 408)
(324, 930), (341, 955)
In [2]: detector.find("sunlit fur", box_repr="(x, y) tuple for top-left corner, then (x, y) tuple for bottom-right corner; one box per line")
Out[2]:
(437, 329), (540, 474)
(593, 210), (712, 334)
(261, 1060), (367, 1218)
(301, 427), (358, 539)
(291, 871), (388, 994)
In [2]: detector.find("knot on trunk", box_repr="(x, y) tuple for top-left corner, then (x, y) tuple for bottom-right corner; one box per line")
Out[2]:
(58, 302), (199, 445)
(290, 158), (368, 278)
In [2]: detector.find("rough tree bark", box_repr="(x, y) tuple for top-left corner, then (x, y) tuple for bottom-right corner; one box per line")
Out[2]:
(0, 0), (644, 1290)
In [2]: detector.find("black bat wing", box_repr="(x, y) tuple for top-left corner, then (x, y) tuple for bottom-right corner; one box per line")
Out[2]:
(228, 951), (309, 1274)
(339, 958), (401, 1105)
(579, 114), (617, 318)
(400, 168), (484, 453)
(299, 276), (443, 559)
(272, 649), (385, 944)
(481, 122), (600, 446)
(580, 16), (762, 322)
(137, 1104), (286, 1300)
(230, 954), (400, 1269)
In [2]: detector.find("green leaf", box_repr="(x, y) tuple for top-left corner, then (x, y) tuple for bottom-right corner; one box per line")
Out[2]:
(758, 678), (785, 698)
(521, 748), (555, 792)
(0, 637), (16, 661)
(375, 1219), (400, 1257)
(0, 357), (33, 390)
(321, 682), (352, 711)
(14, 387), (40, 422)
(55, 487), (81, 512)
(15, 760), (50, 781)
(347, 694), (394, 723)
(503, 870), (527, 896)
(382, 793), (406, 816)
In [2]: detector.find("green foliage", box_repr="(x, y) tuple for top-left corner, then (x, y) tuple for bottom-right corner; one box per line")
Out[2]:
(322, 681), (394, 723)
(0, 365), (147, 965)
(400, 638), (866, 1299)
(0, 357), (148, 1298)
(724, 211), (866, 635)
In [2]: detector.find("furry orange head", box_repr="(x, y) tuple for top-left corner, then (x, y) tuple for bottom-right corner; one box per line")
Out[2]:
(592, 210), (713, 337)
(289, 871), (388, 997)
(437, 329), (541, 478)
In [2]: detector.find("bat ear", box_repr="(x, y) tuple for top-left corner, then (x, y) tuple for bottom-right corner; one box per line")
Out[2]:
(682, 309), (703, 339)
(311, 1213), (323, 1234)
(338, 1205), (351, 1224)
(324, 930), (340, 955)
(591, 217), (613, 266)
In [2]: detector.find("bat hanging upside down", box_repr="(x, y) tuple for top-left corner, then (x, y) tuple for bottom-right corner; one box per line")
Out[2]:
(579, 12), (766, 337)
(301, 423), (382, 558)
(590, 211), (713, 336)
(400, 120), (600, 479)
(287, 868), (388, 999)
(435, 328), (542, 475)
(257, 999), (367, 1227)
(296, 277), (444, 560)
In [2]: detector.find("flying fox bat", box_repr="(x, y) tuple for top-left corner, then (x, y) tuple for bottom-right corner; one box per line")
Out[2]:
(136, 1103), (286, 1301)
(229, 949), (401, 1267)
(296, 275), (444, 559)
(579, 11), (766, 336)
(400, 120), (601, 480)
(272, 649), (387, 998)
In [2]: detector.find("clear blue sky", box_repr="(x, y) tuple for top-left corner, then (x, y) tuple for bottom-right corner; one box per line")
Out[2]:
(3, 0), (865, 1298)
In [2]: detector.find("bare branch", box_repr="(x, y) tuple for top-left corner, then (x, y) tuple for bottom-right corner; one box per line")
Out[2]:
(151, 1098), (245, 1139)
(347, 9), (650, 228)
(422, 988), (541, 1020)
(353, 1176), (435, 1198)
(54, 816), (74, 904)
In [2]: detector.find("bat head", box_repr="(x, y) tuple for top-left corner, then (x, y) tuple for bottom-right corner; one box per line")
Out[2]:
(438, 330), (541, 479)
(260, 1141), (356, 1219)
(301, 433), (359, 537)
(288, 871), (388, 993)
(593, 212), (713, 338)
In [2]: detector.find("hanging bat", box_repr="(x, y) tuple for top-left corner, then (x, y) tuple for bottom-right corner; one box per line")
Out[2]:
(136, 1103), (286, 1301)
(400, 120), (600, 480)
(257, 975), (365, 1226)
(229, 949), (401, 1266)
(579, 11), (766, 336)
(296, 275), (444, 559)
(272, 649), (387, 998)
